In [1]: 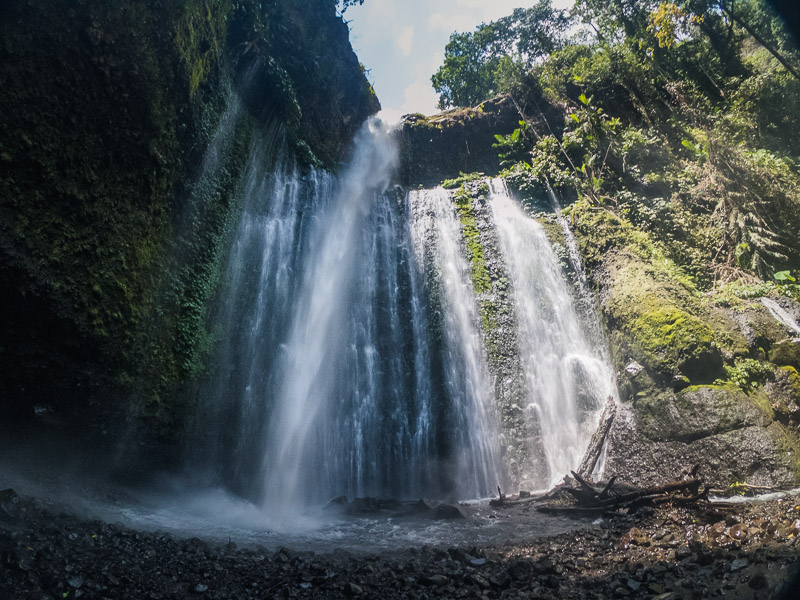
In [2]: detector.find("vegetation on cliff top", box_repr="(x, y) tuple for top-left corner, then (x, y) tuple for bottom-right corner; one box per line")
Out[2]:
(433, 0), (800, 288)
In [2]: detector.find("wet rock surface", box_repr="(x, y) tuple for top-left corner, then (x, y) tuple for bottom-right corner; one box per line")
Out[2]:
(1, 490), (799, 599)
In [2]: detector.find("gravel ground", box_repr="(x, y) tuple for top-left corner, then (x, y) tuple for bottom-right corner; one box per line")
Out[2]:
(2, 489), (800, 599)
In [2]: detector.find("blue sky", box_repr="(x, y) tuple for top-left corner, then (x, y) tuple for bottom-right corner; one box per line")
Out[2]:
(346, 0), (573, 122)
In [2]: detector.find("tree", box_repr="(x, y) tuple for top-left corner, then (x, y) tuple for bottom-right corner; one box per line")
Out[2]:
(431, 0), (571, 109)
(431, 23), (507, 109)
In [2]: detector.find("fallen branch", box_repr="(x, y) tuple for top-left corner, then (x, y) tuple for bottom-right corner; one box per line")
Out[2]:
(535, 468), (708, 517)
(576, 396), (616, 479)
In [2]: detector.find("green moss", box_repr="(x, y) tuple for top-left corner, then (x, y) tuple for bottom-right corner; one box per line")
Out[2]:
(630, 308), (718, 377)
(454, 185), (491, 294)
(0, 0), (378, 429)
(442, 172), (486, 189)
(173, 1), (231, 98)
(779, 366), (800, 392)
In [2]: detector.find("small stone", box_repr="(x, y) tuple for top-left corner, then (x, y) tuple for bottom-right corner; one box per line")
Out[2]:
(728, 524), (748, 541)
(626, 579), (641, 591)
(344, 582), (363, 596)
(192, 583), (208, 594)
(730, 558), (748, 572)
(489, 570), (510, 588)
(508, 559), (534, 583)
(299, 583), (312, 590)
(625, 361), (644, 377)
(614, 586), (630, 597)
(748, 573), (768, 590)
(448, 548), (467, 562)
(648, 583), (665, 594)
(469, 558), (487, 566)
(422, 574), (448, 587)
(68, 576), (84, 589)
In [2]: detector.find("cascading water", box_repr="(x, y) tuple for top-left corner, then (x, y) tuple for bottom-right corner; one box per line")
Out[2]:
(190, 110), (620, 523)
(407, 188), (504, 498)
(192, 118), (505, 523)
(488, 180), (617, 487)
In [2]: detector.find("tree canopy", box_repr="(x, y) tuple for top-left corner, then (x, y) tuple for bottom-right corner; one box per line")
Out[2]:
(430, 0), (800, 286)
(431, 0), (571, 110)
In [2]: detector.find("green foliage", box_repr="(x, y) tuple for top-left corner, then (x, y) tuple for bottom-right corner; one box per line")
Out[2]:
(429, 0), (800, 289)
(717, 357), (774, 390)
(774, 270), (800, 301)
(431, 0), (571, 109)
(493, 121), (530, 167)
(454, 186), (492, 294)
(442, 172), (486, 189)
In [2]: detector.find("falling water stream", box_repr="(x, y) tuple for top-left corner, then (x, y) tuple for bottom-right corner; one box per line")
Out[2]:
(489, 180), (616, 487)
(0, 114), (623, 548)
(180, 117), (620, 533)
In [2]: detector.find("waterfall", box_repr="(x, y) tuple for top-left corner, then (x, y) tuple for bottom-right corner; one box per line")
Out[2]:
(190, 117), (618, 520)
(192, 118), (505, 523)
(488, 180), (617, 487)
(407, 188), (504, 498)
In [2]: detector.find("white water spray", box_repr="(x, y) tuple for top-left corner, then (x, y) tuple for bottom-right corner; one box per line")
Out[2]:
(489, 180), (617, 487)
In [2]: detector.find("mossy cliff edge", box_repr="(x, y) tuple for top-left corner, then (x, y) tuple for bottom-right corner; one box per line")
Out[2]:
(0, 0), (378, 438)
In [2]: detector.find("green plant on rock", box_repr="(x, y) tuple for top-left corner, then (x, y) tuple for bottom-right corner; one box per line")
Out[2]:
(774, 270), (800, 301)
(454, 185), (491, 294)
(717, 357), (774, 391)
(442, 172), (486, 189)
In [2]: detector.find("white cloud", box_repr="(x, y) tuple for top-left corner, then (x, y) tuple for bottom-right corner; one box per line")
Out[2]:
(396, 26), (414, 57)
(400, 78), (441, 116)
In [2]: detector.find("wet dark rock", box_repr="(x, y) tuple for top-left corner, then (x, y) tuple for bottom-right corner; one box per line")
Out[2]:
(421, 574), (448, 587)
(730, 558), (748, 571)
(0, 489), (21, 522)
(346, 497), (405, 515)
(507, 558), (533, 583)
(433, 504), (464, 520)
(447, 548), (466, 562)
(343, 582), (363, 596)
(749, 572), (768, 589)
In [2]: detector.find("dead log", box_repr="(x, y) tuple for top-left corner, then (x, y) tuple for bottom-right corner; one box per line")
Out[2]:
(576, 396), (616, 478)
(537, 505), (627, 517)
(586, 478), (703, 510)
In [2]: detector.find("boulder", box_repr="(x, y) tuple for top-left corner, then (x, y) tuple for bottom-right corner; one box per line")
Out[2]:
(0, 489), (21, 522)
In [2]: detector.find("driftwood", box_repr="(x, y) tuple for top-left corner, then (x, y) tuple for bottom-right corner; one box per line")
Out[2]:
(576, 396), (617, 479)
(535, 466), (710, 517)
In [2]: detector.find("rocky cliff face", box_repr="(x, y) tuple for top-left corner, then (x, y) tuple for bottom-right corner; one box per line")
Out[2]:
(0, 0), (378, 433)
(570, 205), (800, 488)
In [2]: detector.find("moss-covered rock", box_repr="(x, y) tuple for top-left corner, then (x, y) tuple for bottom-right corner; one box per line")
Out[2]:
(396, 96), (523, 188)
(0, 0), (377, 434)
(771, 339), (800, 369)
(567, 194), (800, 487)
